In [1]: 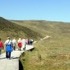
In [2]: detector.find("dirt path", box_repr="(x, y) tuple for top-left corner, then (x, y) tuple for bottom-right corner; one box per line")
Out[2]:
(0, 45), (34, 70)
(0, 35), (50, 70)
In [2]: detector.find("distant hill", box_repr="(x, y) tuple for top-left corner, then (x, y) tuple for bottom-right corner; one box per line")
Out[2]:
(12, 20), (70, 37)
(0, 17), (42, 40)
(1, 17), (70, 41)
(15, 20), (70, 70)
(11, 19), (70, 70)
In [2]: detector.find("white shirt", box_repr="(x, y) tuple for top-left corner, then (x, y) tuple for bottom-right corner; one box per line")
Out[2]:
(5, 39), (12, 45)
(12, 39), (16, 46)
(22, 39), (26, 45)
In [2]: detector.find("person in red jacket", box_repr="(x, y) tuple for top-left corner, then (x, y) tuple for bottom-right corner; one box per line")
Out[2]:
(0, 38), (4, 55)
(17, 38), (22, 51)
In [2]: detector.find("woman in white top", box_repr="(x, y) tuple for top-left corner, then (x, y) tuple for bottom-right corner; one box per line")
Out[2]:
(21, 38), (26, 50)
(12, 38), (16, 50)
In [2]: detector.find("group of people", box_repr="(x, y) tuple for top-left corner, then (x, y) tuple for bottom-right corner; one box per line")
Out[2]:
(0, 37), (33, 59)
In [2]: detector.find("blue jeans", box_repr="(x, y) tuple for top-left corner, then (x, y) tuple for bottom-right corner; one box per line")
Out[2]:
(6, 51), (11, 58)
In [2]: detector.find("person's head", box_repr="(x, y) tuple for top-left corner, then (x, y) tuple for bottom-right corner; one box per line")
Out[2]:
(7, 37), (10, 40)
(19, 38), (21, 40)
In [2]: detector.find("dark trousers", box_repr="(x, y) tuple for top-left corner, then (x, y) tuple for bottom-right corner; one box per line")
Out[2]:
(6, 51), (11, 58)
(0, 49), (1, 55)
(13, 46), (15, 50)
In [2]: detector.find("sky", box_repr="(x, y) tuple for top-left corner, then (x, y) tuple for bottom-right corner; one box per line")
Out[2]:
(0, 0), (70, 22)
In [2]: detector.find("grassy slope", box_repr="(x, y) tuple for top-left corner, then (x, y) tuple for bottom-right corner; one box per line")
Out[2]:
(14, 21), (70, 70)
(11, 20), (50, 37)
(0, 17), (42, 40)
(1, 17), (70, 70)
(12, 20), (70, 38)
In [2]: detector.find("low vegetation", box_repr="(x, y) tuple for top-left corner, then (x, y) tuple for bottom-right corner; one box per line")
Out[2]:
(17, 21), (70, 70)
(0, 17), (42, 40)
(1, 17), (70, 70)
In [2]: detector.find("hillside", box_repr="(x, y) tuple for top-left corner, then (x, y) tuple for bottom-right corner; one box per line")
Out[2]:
(1, 18), (70, 70)
(12, 20), (70, 70)
(12, 20), (70, 37)
(0, 17), (42, 40)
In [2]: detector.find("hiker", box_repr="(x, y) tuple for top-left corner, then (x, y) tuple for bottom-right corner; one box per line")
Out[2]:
(21, 38), (26, 50)
(27, 39), (33, 45)
(26, 39), (29, 44)
(12, 38), (16, 50)
(0, 38), (4, 55)
(17, 38), (22, 51)
(4, 37), (13, 59)
(29, 39), (34, 45)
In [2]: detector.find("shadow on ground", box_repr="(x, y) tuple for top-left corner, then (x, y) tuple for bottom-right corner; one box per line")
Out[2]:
(19, 60), (24, 70)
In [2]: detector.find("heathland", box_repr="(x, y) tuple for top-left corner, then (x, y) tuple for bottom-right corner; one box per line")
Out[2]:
(1, 17), (70, 70)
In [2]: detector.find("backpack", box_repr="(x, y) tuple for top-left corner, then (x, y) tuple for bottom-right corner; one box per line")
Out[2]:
(18, 42), (22, 48)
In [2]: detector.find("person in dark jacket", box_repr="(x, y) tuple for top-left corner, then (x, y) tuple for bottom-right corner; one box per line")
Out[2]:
(4, 37), (13, 59)
(0, 38), (4, 55)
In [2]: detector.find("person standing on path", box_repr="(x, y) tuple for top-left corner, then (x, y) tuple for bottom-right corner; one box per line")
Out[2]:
(17, 38), (22, 51)
(12, 38), (16, 50)
(0, 38), (4, 55)
(4, 37), (13, 59)
(21, 38), (26, 51)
